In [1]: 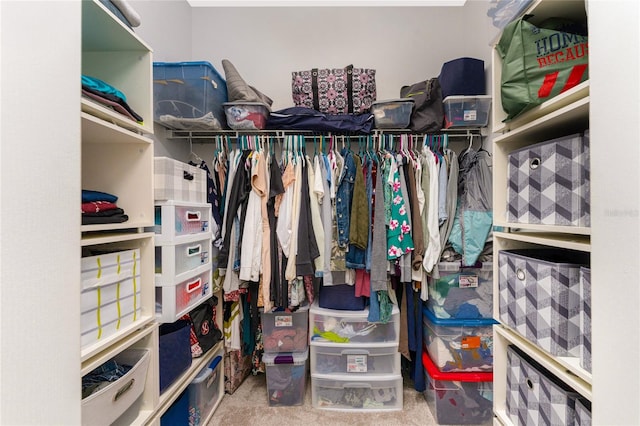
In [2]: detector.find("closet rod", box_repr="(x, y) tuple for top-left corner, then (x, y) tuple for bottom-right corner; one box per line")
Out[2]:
(166, 127), (488, 143)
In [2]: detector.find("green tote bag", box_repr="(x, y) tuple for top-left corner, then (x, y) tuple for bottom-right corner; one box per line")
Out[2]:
(497, 16), (589, 121)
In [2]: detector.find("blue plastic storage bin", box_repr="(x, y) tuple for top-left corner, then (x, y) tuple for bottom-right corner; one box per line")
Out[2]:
(159, 319), (193, 394)
(153, 61), (228, 128)
(423, 309), (497, 372)
(161, 390), (189, 426)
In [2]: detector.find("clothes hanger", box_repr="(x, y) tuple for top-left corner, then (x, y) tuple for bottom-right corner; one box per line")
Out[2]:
(189, 137), (204, 164)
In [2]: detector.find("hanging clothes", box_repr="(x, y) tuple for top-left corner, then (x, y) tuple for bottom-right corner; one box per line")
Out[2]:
(422, 145), (441, 273)
(384, 154), (414, 260)
(295, 158), (320, 276)
(267, 157), (285, 308)
(449, 148), (493, 266)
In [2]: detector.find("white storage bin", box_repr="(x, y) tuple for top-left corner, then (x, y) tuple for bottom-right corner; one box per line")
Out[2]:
(309, 302), (400, 345)
(310, 342), (401, 376)
(311, 373), (403, 411)
(371, 98), (414, 129)
(262, 306), (309, 354)
(426, 261), (493, 320)
(443, 95), (491, 127)
(154, 201), (212, 243)
(81, 248), (143, 348)
(82, 349), (151, 426)
(155, 235), (212, 285)
(156, 264), (212, 323)
(154, 157), (207, 203)
(263, 351), (309, 406)
(188, 350), (224, 426)
(223, 101), (270, 130)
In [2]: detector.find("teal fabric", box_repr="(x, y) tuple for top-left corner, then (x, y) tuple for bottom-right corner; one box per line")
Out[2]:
(82, 75), (127, 103)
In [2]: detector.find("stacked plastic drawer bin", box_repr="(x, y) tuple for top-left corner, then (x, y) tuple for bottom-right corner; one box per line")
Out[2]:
(309, 301), (403, 412)
(422, 261), (496, 424)
(154, 157), (215, 399)
(260, 306), (310, 406)
(154, 157), (213, 323)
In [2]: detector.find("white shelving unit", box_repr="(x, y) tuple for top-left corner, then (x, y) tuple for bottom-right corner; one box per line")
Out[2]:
(490, 0), (591, 424)
(81, 1), (158, 424)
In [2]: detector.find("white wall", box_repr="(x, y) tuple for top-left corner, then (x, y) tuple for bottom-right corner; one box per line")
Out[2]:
(132, 0), (193, 62)
(589, 0), (640, 423)
(0, 2), (81, 424)
(190, 2), (495, 109)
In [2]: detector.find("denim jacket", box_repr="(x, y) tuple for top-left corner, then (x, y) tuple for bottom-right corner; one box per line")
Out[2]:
(336, 148), (356, 247)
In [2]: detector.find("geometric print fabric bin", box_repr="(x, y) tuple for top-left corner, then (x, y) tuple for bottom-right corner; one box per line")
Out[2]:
(498, 249), (589, 357)
(579, 267), (591, 372)
(506, 345), (580, 426)
(507, 132), (590, 227)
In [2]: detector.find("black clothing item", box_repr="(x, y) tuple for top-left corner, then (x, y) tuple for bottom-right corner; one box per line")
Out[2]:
(82, 208), (128, 224)
(267, 158), (286, 308)
(218, 150), (252, 267)
(295, 162), (320, 276)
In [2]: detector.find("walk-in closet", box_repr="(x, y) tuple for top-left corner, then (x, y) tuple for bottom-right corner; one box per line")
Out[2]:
(1, 0), (638, 425)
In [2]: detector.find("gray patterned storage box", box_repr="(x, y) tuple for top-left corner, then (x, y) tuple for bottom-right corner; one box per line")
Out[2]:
(507, 132), (590, 227)
(506, 345), (580, 426)
(579, 267), (591, 372)
(154, 157), (207, 203)
(575, 397), (592, 426)
(498, 249), (589, 357)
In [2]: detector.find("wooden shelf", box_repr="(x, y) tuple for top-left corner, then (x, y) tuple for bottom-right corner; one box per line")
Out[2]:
(493, 221), (591, 237)
(81, 107), (151, 143)
(493, 231), (591, 252)
(495, 325), (592, 397)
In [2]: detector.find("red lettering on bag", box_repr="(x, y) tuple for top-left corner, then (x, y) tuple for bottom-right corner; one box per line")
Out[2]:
(537, 57), (548, 68)
(560, 64), (588, 93)
(538, 71), (559, 98)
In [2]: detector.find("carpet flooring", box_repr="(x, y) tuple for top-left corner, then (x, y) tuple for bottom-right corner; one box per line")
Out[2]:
(207, 372), (438, 426)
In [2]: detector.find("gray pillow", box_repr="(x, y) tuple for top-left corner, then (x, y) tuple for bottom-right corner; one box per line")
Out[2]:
(222, 59), (273, 106)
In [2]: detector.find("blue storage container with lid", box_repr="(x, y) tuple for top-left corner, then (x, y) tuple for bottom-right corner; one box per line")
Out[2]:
(423, 308), (497, 373)
(153, 61), (228, 129)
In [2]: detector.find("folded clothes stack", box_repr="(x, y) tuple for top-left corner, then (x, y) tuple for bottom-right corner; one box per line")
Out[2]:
(82, 189), (128, 225)
(82, 75), (143, 124)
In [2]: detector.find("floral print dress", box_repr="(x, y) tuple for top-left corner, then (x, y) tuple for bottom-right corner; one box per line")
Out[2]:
(383, 155), (414, 260)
